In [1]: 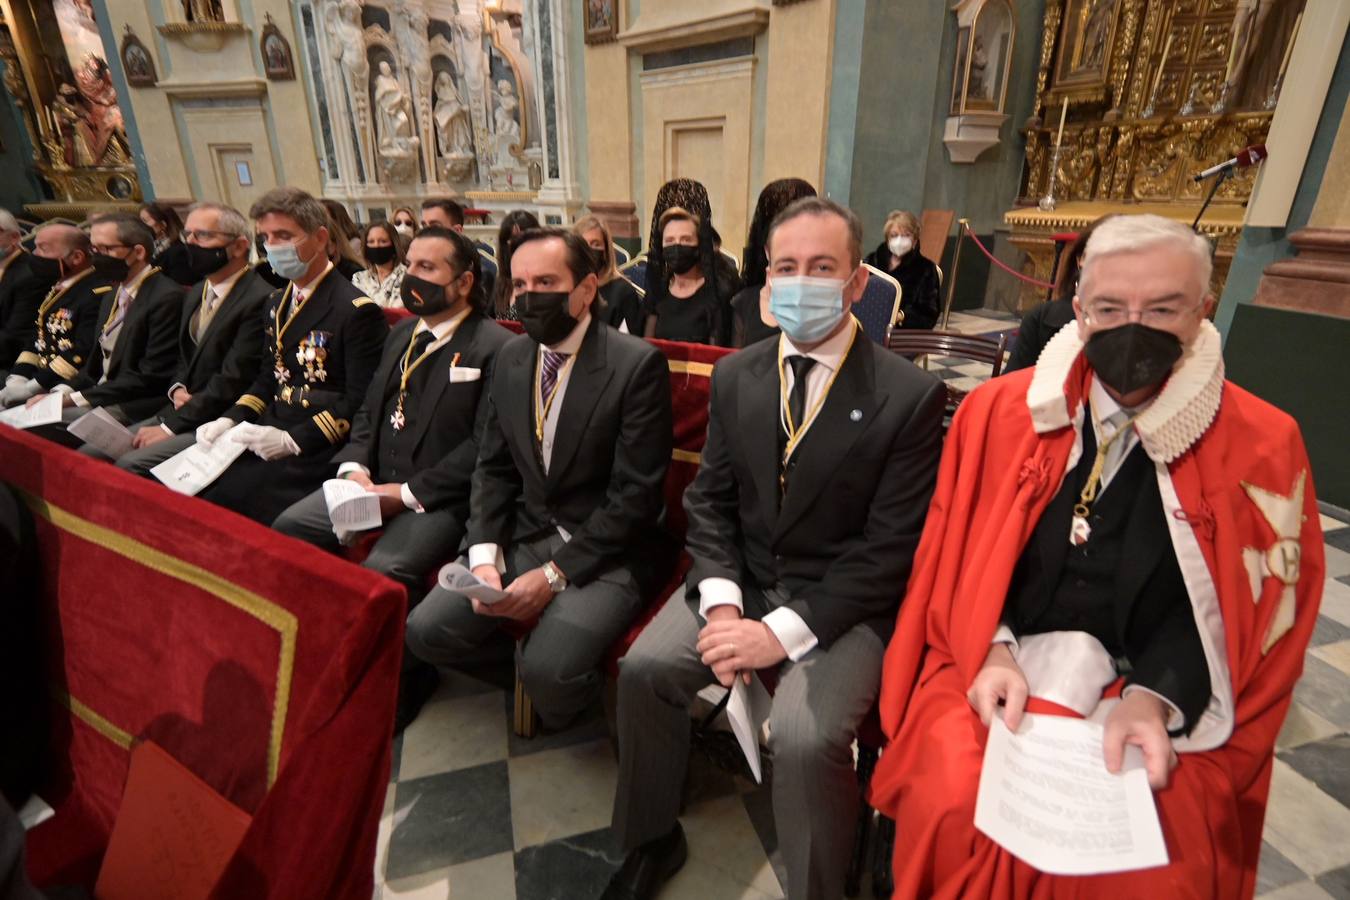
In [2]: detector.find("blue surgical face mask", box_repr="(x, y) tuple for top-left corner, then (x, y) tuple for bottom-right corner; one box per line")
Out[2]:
(769, 274), (851, 344)
(265, 240), (312, 281)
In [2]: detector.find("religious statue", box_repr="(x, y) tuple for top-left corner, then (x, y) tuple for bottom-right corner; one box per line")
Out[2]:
(373, 61), (418, 159)
(454, 6), (487, 102)
(182, 0), (224, 23)
(969, 37), (989, 100)
(493, 78), (521, 159)
(434, 71), (473, 157)
(324, 0), (369, 128)
(1079, 0), (1114, 72)
(1213, 0), (1284, 113)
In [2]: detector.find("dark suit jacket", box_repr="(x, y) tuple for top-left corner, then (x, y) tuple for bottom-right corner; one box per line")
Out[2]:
(225, 265), (388, 455)
(0, 253), (48, 371)
(9, 268), (117, 389)
(65, 269), (185, 419)
(334, 311), (513, 515)
(157, 268), (274, 434)
(468, 316), (675, 588)
(683, 331), (946, 648)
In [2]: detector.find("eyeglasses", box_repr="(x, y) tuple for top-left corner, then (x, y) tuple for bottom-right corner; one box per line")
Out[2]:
(1083, 301), (1199, 329)
(182, 228), (239, 243)
(91, 243), (132, 256)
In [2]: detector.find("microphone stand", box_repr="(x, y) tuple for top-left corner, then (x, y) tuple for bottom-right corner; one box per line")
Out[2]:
(1191, 166), (1232, 232)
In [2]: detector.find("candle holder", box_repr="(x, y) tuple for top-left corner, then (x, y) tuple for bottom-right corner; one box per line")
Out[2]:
(1038, 141), (1062, 211)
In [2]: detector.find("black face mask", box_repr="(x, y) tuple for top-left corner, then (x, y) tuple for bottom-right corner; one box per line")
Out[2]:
(587, 246), (607, 275)
(663, 244), (700, 275)
(400, 272), (457, 316)
(182, 243), (231, 282)
(517, 290), (579, 345)
(28, 252), (66, 285)
(91, 252), (131, 282)
(365, 244), (397, 267)
(1084, 323), (1183, 396)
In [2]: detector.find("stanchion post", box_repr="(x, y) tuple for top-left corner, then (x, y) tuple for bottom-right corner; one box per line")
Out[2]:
(941, 218), (969, 330)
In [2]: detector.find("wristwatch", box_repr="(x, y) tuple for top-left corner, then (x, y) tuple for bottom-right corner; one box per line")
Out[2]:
(542, 561), (567, 593)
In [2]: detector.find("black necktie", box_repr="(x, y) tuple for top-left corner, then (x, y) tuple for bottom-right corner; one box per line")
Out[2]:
(786, 355), (816, 432)
(409, 328), (435, 363)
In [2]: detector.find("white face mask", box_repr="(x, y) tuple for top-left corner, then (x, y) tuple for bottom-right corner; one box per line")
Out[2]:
(394, 223), (414, 237)
(887, 234), (914, 257)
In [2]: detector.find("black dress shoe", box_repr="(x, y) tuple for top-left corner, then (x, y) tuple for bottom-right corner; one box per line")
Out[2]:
(394, 662), (439, 735)
(601, 824), (688, 900)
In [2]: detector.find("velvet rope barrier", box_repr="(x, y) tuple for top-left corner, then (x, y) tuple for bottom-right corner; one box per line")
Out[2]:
(964, 229), (1055, 289)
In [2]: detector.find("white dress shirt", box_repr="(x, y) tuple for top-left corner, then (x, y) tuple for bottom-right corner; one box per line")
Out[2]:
(698, 317), (860, 662)
(468, 312), (592, 576)
(338, 306), (473, 511)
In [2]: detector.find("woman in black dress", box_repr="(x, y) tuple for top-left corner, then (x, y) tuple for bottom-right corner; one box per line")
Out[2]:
(730, 177), (817, 347)
(575, 214), (645, 335)
(641, 179), (740, 346)
(863, 209), (940, 330)
(490, 209), (540, 320)
(140, 202), (196, 285)
(647, 207), (737, 345)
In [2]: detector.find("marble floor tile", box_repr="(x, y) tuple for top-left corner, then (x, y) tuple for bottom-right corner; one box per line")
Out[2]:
(1323, 546), (1350, 580)
(431, 666), (510, 700)
(383, 852), (517, 900)
(1315, 862), (1350, 899)
(1261, 841), (1312, 895)
(1310, 617), (1350, 648)
(1312, 640), (1350, 677)
(400, 690), (509, 782)
(513, 827), (624, 900)
(1291, 656), (1350, 731)
(1321, 578), (1350, 629)
(1277, 702), (1343, 752)
(1279, 736), (1350, 808)
(1258, 881), (1336, 900)
(1324, 528), (1350, 555)
(387, 763), (514, 880)
(1262, 759), (1350, 876)
(954, 362), (999, 378)
(505, 695), (610, 759)
(390, 733), (403, 783)
(375, 783), (398, 888)
(667, 793), (784, 899)
(508, 738), (618, 850)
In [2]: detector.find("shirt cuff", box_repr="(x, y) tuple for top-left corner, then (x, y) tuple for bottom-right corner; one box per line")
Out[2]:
(697, 577), (743, 620)
(400, 482), (424, 512)
(4, 374), (24, 388)
(992, 624), (1019, 650)
(167, 382), (186, 401)
(468, 542), (505, 573)
(70, 391), (89, 408)
(336, 462), (370, 478)
(51, 384), (73, 395)
(762, 607), (818, 662)
(1121, 685), (1185, 732)
(159, 423), (174, 436)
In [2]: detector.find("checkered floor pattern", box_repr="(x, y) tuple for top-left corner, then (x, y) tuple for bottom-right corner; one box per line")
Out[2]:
(373, 308), (1350, 899)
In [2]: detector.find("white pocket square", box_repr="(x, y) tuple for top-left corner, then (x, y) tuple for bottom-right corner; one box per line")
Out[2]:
(448, 366), (482, 383)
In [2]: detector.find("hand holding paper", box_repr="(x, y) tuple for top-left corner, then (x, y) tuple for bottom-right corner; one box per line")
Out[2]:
(438, 561), (509, 605)
(0, 392), (63, 429)
(67, 407), (134, 458)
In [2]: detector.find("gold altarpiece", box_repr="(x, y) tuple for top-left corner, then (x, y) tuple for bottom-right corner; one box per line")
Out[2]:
(0, 0), (141, 219)
(1006, 0), (1304, 310)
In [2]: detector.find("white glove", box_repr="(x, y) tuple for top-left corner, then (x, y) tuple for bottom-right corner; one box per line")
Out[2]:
(196, 417), (235, 447)
(0, 377), (40, 408)
(236, 423), (300, 461)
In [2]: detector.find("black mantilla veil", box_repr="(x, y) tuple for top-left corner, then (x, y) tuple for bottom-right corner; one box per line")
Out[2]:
(740, 177), (817, 289)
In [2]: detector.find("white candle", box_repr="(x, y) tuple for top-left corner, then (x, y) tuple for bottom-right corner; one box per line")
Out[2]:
(1151, 33), (1174, 102)
(1053, 101), (1068, 150)
(1277, 12), (1303, 81)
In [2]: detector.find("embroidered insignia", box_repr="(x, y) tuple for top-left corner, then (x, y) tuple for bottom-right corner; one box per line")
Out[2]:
(297, 331), (331, 383)
(1241, 470), (1306, 654)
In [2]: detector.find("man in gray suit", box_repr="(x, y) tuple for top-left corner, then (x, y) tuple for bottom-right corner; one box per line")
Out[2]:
(604, 198), (946, 900)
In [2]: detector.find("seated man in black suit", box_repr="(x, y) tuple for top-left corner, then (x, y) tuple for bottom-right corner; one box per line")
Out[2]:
(404, 228), (674, 731)
(604, 198), (946, 900)
(0, 208), (45, 375)
(23, 214), (184, 444)
(274, 227), (511, 599)
(192, 186), (387, 525)
(0, 223), (114, 408)
(110, 202), (273, 471)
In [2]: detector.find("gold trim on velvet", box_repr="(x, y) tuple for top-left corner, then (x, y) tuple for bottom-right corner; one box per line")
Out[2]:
(53, 688), (134, 749)
(49, 357), (78, 379)
(672, 448), (701, 465)
(668, 360), (714, 378)
(21, 492), (296, 786)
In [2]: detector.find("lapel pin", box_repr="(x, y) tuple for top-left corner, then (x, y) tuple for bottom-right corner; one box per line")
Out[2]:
(850, 409), (862, 422)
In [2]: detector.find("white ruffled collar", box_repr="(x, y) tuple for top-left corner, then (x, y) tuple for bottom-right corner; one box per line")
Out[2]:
(1026, 320), (1224, 464)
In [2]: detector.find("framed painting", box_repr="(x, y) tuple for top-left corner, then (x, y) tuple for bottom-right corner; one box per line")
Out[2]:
(261, 14), (295, 81)
(120, 26), (157, 87)
(1053, 0), (1121, 90)
(584, 0), (618, 45)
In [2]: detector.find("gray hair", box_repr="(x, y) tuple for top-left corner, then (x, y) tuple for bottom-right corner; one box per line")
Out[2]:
(186, 201), (249, 238)
(0, 209), (19, 235)
(249, 186), (329, 234)
(1079, 214), (1213, 298)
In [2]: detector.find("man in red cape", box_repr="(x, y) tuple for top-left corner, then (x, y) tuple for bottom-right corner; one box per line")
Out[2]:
(870, 213), (1324, 899)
